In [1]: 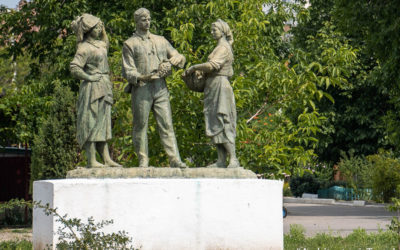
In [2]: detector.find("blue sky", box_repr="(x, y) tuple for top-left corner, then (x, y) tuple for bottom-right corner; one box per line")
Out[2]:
(1, 0), (20, 9)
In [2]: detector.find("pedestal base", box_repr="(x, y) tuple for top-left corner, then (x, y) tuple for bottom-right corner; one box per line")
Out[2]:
(33, 179), (283, 250)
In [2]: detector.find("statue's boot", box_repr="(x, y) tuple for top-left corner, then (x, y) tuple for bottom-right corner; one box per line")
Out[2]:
(137, 154), (149, 168)
(161, 135), (187, 168)
(206, 145), (227, 168)
(224, 142), (241, 168)
(97, 142), (122, 167)
(85, 142), (105, 168)
(170, 158), (188, 168)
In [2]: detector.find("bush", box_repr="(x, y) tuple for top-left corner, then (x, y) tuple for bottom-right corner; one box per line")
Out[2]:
(289, 172), (321, 197)
(0, 204), (31, 227)
(284, 225), (398, 249)
(0, 240), (32, 250)
(30, 82), (79, 185)
(367, 150), (400, 203)
(1, 199), (137, 249)
(337, 151), (373, 200)
(283, 182), (293, 197)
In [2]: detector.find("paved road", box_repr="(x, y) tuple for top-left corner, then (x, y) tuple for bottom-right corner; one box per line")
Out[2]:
(283, 203), (398, 237)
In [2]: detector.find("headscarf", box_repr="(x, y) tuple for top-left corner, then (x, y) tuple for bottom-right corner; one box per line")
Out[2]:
(213, 19), (234, 45)
(71, 13), (101, 43)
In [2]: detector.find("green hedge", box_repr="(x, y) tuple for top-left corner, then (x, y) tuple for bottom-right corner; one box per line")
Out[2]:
(0, 240), (32, 250)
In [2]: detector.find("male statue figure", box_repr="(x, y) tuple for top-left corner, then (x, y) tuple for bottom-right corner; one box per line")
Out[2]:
(122, 8), (187, 168)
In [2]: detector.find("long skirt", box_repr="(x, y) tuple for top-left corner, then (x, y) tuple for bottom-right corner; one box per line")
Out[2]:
(203, 75), (236, 144)
(76, 78), (112, 148)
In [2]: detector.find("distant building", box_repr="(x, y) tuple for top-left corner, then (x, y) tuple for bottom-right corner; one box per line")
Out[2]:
(0, 147), (31, 202)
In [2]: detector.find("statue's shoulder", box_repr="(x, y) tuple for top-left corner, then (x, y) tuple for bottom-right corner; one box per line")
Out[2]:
(149, 33), (167, 43)
(75, 42), (90, 54)
(124, 34), (141, 47)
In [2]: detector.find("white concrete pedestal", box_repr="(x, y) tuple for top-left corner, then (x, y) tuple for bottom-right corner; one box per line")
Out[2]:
(33, 179), (283, 249)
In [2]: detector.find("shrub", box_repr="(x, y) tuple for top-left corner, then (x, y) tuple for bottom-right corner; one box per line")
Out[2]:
(337, 151), (373, 200)
(30, 82), (79, 185)
(283, 182), (293, 197)
(367, 150), (400, 203)
(289, 172), (321, 197)
(0, 204), (31, 227)
(284, 225), (398, 249)
(0, 240), (32, 250)
(1, 199), (137, 249)
(387, 196), (400, 248)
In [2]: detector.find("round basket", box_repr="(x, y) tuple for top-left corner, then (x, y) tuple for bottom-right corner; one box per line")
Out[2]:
(157, 61), (172, 78)
(181, 70), (206, 93)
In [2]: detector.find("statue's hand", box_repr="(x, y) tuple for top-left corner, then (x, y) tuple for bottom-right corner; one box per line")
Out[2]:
(150, 74), (160, 80)
(88, 73), (102, 82)
(185, 66), (196, 75)
(138, 74), (153, 81)
(170, 54), (185, 67)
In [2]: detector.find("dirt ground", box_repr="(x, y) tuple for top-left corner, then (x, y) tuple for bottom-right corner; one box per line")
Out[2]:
(0, 227), (32, 242)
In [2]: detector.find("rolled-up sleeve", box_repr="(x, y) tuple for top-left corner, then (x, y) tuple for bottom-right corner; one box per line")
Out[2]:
(166, 39), (186, 68)
(208, 45), (228, 71)
(70, 45), (88, 78)
(122, 43), (141, 85)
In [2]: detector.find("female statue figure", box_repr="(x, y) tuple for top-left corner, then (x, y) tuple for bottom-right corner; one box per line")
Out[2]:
(184, 19), (240, 168)
(70, 14), (121, 168)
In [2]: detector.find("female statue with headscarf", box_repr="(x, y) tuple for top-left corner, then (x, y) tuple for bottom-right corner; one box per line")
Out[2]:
(70, 14), (121, 168)
(184, 19), (240, 168)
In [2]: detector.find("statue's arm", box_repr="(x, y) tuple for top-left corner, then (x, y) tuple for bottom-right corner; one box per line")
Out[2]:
(185, 45), (227, 75)
(122, 43), (142, 86)
(191, 62), (214, 73)
(166, 40), (186, 68)
(70, 48), (100, 82)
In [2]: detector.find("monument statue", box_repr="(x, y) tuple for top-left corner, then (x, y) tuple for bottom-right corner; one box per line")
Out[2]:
(183, 19), (241, 168)
(70, 14), (121, 168)
(122, 8), (188, 168)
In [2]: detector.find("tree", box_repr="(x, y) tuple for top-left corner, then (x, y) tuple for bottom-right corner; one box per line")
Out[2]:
(0, 0), (358, 179)
(292, 0), (394, 165)
(30, 82), (79, 183)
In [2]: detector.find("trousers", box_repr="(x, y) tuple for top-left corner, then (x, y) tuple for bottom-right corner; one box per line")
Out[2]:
(130, 78), (181, 165)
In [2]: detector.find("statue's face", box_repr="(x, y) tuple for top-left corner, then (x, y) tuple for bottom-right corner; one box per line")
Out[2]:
(90, 22), (103, 39)
(211, 25), (222, 40)
(137, 13), (151, 32)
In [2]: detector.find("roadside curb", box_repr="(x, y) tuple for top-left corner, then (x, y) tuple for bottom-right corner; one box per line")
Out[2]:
(283, 197), (387, 207)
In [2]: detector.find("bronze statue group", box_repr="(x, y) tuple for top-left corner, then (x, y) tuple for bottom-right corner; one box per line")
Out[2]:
(70, 8), (241, 169)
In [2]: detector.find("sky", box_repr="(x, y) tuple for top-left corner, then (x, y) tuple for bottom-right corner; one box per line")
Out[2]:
(1, 0), (21, 9)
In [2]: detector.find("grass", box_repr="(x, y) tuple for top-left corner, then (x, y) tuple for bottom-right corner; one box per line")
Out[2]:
(285, 224), (398, 250)
(0, 240), (32, 250)
(10, 228), (30, 234)
(0, 225), (398, 249)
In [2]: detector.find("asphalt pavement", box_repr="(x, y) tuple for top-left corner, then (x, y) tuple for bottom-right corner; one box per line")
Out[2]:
(283, 203), (398, 237)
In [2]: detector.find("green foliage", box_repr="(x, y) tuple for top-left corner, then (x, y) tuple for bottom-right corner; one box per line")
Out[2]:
(0, 0), (359, 177)
(284, 225), (398, 249)
(0, 48), (32, 92)
(0, 79), (51, 146)
(367, 151), (400, 203)
(293, 0), (394, 165)
(283, 182), (293, 197)
(56, 217), (134, 250)
(1, 199), (136, 249)
(0, 205), (31, 227)
(337, 150), (373, 199)
(289, 172), (321, 197)
(30, 82), (79, 184)
(387, 196), (400, 248)
(0, 240), (32, 250)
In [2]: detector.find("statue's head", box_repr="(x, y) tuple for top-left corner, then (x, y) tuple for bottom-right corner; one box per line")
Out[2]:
(71, 13), (102, 43)
(134, 8), (151, 32)
(212, 19), (233, 45)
